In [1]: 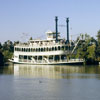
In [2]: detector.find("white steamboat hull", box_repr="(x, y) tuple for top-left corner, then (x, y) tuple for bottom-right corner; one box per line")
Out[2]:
(11, 60), (84, 65)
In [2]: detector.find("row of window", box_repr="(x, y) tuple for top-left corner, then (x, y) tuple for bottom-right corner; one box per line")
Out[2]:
(19, 55), (66, 60)
(15, 46), (72, 52)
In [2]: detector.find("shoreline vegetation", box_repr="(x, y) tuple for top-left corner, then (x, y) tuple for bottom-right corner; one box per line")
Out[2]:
(0, 30), (100, 66)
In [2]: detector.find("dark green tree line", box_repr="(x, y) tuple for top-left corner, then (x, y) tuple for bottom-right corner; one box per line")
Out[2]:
(75, 31), (100, 64)
(0, 40), (14, 63)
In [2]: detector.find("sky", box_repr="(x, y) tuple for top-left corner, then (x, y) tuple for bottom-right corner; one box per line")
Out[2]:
(0, 0), (100, 43)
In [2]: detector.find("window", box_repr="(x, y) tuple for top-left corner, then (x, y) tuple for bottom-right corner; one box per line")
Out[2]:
(29, 48), (30, 52)
(24, 48), (25, 52)
(65, 46), (68, 50)
(61, 46), (64, 50)
(39, 48), (40, 52)
(31, 48), (32, 52)
(52, 47), (54, 51)
(19, 55), (23, 59)
(55, 47), (57, 50)
(47, 48), (48, 51)
(44, 48), (45, 51)
(49, 48), (51, 51)
(41, 48), (43, 52)
(58, 46), (60, 50)
(36, 48), (38, 52)
(28, 56), (32, 60)
(24, 56), (27, 59)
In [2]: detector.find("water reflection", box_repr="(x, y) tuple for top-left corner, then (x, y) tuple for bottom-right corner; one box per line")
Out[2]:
(1, 64), (100, 79)
(0, 64), (14, 75)
(13, 64), (100, 79)
(1, 64), (100, 100)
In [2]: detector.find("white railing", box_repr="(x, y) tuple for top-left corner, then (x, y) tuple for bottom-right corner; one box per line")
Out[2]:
(19, 58), (84, 64)
(15, 42), (67, 48)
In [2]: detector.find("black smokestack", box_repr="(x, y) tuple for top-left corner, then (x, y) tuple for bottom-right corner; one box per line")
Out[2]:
(55, 16), (58, 42)
(66, 18), (69, 43)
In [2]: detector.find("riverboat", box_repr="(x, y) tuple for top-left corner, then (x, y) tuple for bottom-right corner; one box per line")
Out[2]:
(12, 17), (84, 65)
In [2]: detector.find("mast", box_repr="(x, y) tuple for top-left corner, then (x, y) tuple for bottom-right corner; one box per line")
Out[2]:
(55, 16), (58, 42)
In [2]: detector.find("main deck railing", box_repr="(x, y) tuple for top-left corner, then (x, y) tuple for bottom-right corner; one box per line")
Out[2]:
(19, 59), (84, 64)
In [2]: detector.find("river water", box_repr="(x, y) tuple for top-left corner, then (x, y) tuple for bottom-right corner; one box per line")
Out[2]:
(0, 64), (100, 100)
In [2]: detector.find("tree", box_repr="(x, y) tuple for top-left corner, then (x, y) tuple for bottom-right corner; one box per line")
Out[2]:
(2, 40), (14, 52)
(87, 44), (96, 63)
(0, 42), (2, 50)
(14, 41), (20, 45)
(97, 30), (100, 43)
(0, 51), (4, 66)
(2, 40), (14, 62)
(29, 37), (33, 40)
(3, 50), (13, 62)
(75, 34), (97, 64)
(96, 30), (100, 61)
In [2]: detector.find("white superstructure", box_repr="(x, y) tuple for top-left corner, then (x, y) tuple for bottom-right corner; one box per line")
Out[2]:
(13, 31), (83, 65)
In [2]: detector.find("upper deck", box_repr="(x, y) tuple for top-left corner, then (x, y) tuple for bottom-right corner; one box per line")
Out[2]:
(15, 39), (68, 48)
(15, 31), (71, 48)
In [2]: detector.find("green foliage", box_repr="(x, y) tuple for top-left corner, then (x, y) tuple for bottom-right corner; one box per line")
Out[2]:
(0, 40), (14, 63)
(14, 41), (20, 45)
(96, 30), (100, 60)
(0, 51), (4, 66)
(3, 40), (14, 52)
(0, 42), (2, 50)
(87, 45), (96, 61)
(3, 50), (13, 62)
(97, 30), (100, 43)
(75, 34), (97, 64)
(29, 37), (33, 40)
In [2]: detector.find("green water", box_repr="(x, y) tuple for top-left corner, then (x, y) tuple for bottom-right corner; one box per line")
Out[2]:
(0, 64), (100, 100)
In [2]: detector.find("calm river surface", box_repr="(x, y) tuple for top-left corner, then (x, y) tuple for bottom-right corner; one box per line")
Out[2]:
(0, 64), (100, 100)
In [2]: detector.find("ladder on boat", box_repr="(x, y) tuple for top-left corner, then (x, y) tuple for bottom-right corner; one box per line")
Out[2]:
(71, 36), (80, 54)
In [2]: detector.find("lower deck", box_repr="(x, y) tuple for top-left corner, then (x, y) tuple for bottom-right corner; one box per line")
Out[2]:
(13, 60), (84, 65)
(13, 55), (84, 65)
